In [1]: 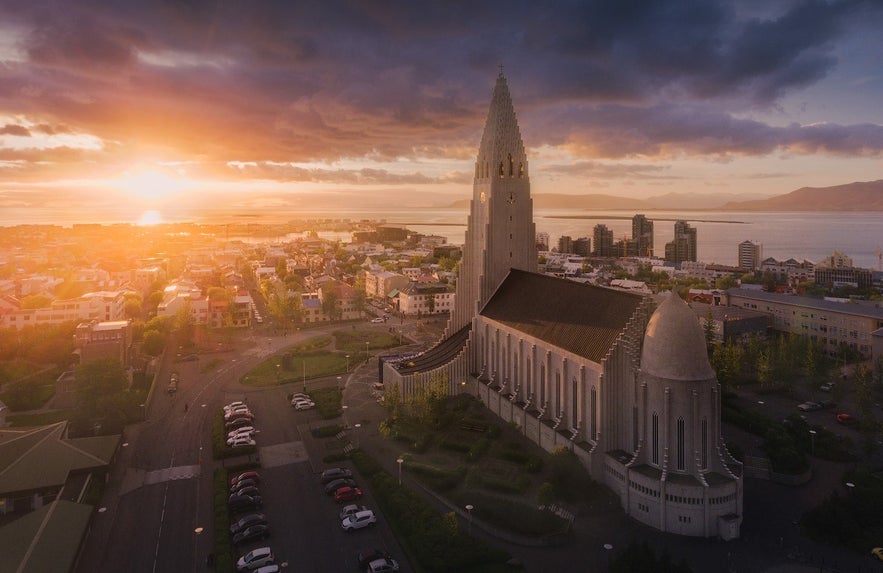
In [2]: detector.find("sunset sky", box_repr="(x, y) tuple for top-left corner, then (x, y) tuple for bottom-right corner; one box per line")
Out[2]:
(1, 0), (882, 223)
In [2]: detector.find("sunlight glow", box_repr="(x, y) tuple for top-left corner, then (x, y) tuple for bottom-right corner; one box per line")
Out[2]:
(115, 169), (193, 200)
(137, 210), (163, 225)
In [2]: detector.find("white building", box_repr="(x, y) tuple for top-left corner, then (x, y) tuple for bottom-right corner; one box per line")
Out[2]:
(383, 71), (742, 539)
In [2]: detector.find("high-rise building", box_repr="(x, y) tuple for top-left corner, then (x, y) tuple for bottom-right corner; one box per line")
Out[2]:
(593, 224), (614, 257)
(737, 240), (762, 271)
(557, 235), (573, 254)
(535, 232), (550, 251)
(665, 220), (697, 263)
(573, 237), (591, 256)
(632, 214), (654, 257)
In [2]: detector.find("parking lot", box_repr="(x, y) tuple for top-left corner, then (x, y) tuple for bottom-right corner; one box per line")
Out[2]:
(220, 384), (409, 572)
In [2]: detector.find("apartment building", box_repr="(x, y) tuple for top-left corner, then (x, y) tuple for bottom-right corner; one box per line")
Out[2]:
(725, 288), (883, 359)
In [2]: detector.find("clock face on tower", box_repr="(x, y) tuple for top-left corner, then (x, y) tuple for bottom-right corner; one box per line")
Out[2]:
(506, 192), (516, 204)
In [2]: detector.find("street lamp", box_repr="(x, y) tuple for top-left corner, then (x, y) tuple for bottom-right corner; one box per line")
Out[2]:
(337, 376), (342, 392)
(302, 360), (307, 393)
(354, 423), (361, 448)
(397, 457), (404, 485)
(809, 429), (817, 456)
(603, 543), (613, 569)
(346, 354), (350, 372)
(465, 504), (474, 533)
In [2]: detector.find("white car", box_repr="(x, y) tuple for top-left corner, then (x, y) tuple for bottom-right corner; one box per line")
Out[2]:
(224, 401), (246, 412)
(236, 547), (273, 571)
(338, 503), (368, 521)
(290, 393), (310, 402)
(292, 400), (315, 411)
(371, 317), (384, 323)
(367, 558), (400, 573)
(228, 427), (256, 439)
(341, 509), (376, 531)
(228, 436), (257, 448)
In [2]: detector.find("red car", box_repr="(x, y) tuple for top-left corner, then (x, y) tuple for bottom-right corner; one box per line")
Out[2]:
(334, 486), (363, 503)
(835, 413), (857, 426)
(230, 471), (261, 487)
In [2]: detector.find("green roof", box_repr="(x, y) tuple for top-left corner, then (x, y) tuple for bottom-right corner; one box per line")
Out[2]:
(0, 499), (93, 573)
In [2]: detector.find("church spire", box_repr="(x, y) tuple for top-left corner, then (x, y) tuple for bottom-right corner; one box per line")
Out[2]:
(476, 71), (527, 182)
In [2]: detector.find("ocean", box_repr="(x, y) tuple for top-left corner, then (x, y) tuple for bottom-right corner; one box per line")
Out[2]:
(2, 205), (880, 270)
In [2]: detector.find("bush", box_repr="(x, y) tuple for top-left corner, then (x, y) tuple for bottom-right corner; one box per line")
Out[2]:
(312, 424), (343, 438)
(212, 468), (235, 573)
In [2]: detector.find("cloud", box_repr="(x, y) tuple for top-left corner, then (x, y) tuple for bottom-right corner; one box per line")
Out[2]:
(0, 124), (30, 136)
(0, 0), (879, 186)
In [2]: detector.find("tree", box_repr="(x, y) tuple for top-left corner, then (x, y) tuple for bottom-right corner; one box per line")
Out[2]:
(142, 329), (166, 356)
(123, 299), (143, 320)
(321, 288), (339, 321)
(75, 359), (127, 405)
(702, 310), (715, 349)
(715, 275), (738, 290)
(21, 294), (52, 309)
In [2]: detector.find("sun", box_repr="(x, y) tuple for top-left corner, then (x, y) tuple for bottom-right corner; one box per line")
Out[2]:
(137, 210), (163, 226)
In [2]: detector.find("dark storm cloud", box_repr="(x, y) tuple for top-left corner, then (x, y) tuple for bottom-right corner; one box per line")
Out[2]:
(0, 0), (880, 184)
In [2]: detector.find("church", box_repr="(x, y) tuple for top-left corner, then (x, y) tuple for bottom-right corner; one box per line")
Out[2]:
(382, 71), (743, 539)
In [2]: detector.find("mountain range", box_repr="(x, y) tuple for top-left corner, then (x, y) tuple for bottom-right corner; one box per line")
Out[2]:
(448, 180), (883, 211)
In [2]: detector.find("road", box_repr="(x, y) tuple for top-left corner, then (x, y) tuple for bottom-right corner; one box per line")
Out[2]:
(75, 320), (418, 573)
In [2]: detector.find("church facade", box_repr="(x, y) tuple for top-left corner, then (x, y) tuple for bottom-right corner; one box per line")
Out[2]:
(382, 72), (742, 539)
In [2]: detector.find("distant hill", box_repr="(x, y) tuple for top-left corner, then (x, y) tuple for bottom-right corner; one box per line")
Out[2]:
(722, 180), (883, 211)
(446, 180), (883, 211)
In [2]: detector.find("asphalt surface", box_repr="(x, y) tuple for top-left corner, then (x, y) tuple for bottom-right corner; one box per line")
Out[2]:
(75, 318), (883, 573)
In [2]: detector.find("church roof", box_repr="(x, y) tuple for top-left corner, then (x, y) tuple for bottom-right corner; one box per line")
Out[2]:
(479, 270), (645, 363)
(641, 292), (716, 381)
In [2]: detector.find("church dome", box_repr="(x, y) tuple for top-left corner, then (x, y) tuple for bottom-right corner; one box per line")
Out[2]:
(641, 292), (715, 381)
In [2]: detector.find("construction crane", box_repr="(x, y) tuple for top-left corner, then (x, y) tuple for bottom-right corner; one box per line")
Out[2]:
(874, 247), (883, 271)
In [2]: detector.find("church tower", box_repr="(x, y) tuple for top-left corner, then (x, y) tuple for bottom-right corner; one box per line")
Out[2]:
(446, 70), (537, 337)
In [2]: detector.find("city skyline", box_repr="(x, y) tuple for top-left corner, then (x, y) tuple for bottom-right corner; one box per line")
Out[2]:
(1, 1), (882, 225)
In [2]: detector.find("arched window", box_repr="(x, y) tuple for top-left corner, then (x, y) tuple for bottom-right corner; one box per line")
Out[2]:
(498, 161), (504, 178)
(651, 412), (659, 465)
(508, 153), (514, 177)
(526, 357), (533, 397)
(555, 370), (561, 413)
(539, 364), (546, 404)
(518, 163), (525, 178)
(677, 417), (686, 471)
(590, 386), (597, 441)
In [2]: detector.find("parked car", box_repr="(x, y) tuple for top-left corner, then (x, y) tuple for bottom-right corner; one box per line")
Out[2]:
(797, 401), (821, 412)
(229, 494), (262, 513)
(226, 417), (256, 430)
(836, 413), (857, 426)
(230, 486), (260, 500)
(324, 478), (357, 495)
(224, 401), (247, 412)
(817, 400), (837, 409)
(231, 479), (259, 494)
(366, 557), (400, 572)
(341, 509), (376, 531)
(819, 382), (835, 392)
(292, 399), (316, 411)
(339, 504), (368, 521)
(230, 513), (267, 535)
(228, 427), (256, 439)
(231, 471), (261, 487)
(371, 317), (384, 323)
(233, 524), (271, 545)
(225, 408), (254, 421)
(320, 468), (353, 484)
(357, 549), (392, 569)
(236, 547), (274, 571)
(334, 486), (363, 503)
(228, 436), (257, 448)
(290, 393), (310, 402)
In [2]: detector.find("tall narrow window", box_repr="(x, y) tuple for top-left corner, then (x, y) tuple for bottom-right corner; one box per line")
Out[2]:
(701, 418), (708, 469)
(498, 161), (504, 178)
(518, 163), (525, 178)
(590, 386), (597, 441)
(540, 364), (546, 404)
(677, 417), (686, 471)
(571, 377), (578, 426)
(632, 406), (638, 451)
(508, 153), (514, 177)
(651, 412), (659, 465)
(555, 371), (561, 413)
(526, 357), (532, 397)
